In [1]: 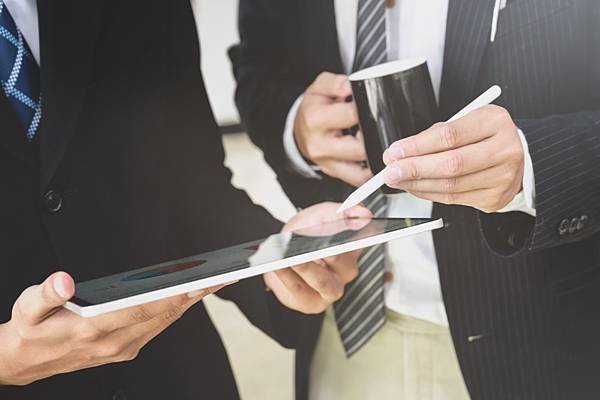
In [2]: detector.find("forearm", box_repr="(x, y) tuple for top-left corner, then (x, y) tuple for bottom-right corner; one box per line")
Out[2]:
(231, 58), (348, 207)
(0, 324), (13, 386)
(516, 110), (600, 250)
(230, 44), (304, 171)
(217, 276), (318, 349)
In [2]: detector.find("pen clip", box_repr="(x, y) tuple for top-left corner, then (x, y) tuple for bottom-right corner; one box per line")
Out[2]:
(491, 0), (509, 43)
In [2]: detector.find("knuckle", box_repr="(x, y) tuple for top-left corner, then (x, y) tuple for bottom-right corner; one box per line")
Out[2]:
(510, 138), (524, 159)
(489, 105), (511, 126)
(444, 177), (458, 193)
(290, 280), (306, 295)
(303, 111), (316, 129)
(334, 75), (347, 90)
(327, 255), (340, 265)
(131, 308), (153, 323)
(446, 154), (464, 176)
(315, 277), (332, 294)
(439, 124), (459, 149)
(305, 140), (322, 159)
(167, 295), (188, 309)
(98, 342), (126, 359)
(76, 322), (103, 341)
(347, 266), (359, 281)
(444, 192), (456, 205)
(318, 71), (334, 82)
(162, 306), (185, 323)
(407, 163), (421, 180)
(120, 347), (140, 362)
(503, 169), (516, 185)
(347, 104), (359, 120)
(307, 301), (328, 315)
(331, 285), (344, 302)
(293, 263), (311, 274)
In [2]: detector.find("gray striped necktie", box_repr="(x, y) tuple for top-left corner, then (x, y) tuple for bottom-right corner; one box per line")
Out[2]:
(333, 0), (388, 357)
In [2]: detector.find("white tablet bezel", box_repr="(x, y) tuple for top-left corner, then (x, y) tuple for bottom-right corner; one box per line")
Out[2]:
(65, 218), (443, 317)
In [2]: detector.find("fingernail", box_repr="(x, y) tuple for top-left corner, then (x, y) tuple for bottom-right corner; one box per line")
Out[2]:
(53, 275), (69, 299)
(387, 142), (405, 160)
(385, 165), (402, 182)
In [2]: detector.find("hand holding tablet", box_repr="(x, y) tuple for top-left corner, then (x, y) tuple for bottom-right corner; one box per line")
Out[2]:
(264, 202), (371, 314)
(0, 272), (222, 386)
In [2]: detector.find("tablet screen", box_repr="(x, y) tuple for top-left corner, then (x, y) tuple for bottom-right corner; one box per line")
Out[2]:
(70, 217), (435, 307)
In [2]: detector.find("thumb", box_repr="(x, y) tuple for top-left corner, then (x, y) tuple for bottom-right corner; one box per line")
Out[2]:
(16, 272), (75, 325)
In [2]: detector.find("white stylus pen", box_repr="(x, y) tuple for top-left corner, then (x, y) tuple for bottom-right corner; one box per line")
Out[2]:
(337, 85), (503, 214)
(491, 0), (508, 42)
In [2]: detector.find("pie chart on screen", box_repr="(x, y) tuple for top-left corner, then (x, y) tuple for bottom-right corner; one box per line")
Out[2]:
(122, 260), (207, 282)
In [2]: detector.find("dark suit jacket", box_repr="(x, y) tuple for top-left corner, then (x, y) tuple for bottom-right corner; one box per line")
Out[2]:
(0, 1), (312, 399)
(231, 0), (600, 399)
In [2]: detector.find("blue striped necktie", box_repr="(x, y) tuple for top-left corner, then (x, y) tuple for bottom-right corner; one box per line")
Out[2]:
(0, 0), (42, 140)
(333, 0), (389, 357)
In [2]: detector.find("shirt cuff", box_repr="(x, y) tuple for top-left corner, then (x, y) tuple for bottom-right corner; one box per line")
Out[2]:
(283, 95), (322, 180)
(497, 129), (537, 217)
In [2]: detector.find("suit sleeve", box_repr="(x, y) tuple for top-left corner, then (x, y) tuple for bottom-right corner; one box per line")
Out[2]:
(515, 111), (600, 251)
(229, 0), (347, 208)
(481, 0), (600, 253)
(190, 93), (315, 349)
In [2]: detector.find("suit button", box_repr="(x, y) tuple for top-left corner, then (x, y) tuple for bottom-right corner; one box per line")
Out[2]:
(558, 219), (570, 236)
(577, 215), (589, 231)
(43, 190), (63, 213)
(112, 389), (127, 400)
(568, 218), (580, 234)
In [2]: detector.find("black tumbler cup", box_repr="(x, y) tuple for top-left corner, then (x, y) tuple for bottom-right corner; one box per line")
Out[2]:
(350, 58), (438, 193)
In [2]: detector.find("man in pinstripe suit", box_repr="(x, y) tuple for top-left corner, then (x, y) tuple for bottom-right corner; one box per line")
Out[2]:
(231, 0), (600, 399)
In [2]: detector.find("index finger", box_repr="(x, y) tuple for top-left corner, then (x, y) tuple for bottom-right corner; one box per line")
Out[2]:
(382, 111), (494, 164)
(384, 138), (497, 184)
(320, 133), (366, 162)
(308, 72), (352, 99)
(90, 287), (219, 332)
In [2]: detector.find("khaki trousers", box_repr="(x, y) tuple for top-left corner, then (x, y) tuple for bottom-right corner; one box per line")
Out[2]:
(309, 309), (471, 400)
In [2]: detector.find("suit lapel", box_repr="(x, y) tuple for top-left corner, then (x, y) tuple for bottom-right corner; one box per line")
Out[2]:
(37, 0), (103, 192)
(0, 92), (35, 165)
(303, 0), (344, 73)
(439, 0), (496, 118)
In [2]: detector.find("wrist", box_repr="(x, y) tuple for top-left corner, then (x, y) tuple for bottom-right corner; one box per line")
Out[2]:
(0, 324), (15, 386)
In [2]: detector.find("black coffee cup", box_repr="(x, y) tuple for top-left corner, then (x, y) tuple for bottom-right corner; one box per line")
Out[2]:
(350, 58), (438, 193)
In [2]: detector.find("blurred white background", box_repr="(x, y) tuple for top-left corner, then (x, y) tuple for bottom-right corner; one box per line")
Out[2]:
(191, 1), (299, 399)
(192, 0), (242, 126)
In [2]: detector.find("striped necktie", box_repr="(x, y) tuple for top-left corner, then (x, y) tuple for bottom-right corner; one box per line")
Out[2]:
(0, 0), (42, 140)
(334, 0), (389, 357)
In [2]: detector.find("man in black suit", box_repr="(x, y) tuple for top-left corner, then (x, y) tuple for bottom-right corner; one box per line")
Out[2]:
(231, 0), (600, 399)
(0, 0), (367, 399)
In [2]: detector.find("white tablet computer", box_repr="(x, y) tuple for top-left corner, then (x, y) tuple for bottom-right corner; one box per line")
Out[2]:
(65, 217), (443, 317)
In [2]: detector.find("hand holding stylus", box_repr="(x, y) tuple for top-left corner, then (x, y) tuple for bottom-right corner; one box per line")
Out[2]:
(383, 104), (525, 213)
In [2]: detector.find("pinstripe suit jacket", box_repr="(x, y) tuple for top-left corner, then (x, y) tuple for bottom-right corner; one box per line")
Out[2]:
(231, 0), (600, 399)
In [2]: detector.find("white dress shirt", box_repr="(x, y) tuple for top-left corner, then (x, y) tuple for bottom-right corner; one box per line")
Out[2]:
(4, 0), (40, 65)
(284, 0), (536, 326)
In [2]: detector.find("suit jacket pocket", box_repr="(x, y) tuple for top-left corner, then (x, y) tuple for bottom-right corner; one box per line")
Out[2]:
(495, 0), (575, 40)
